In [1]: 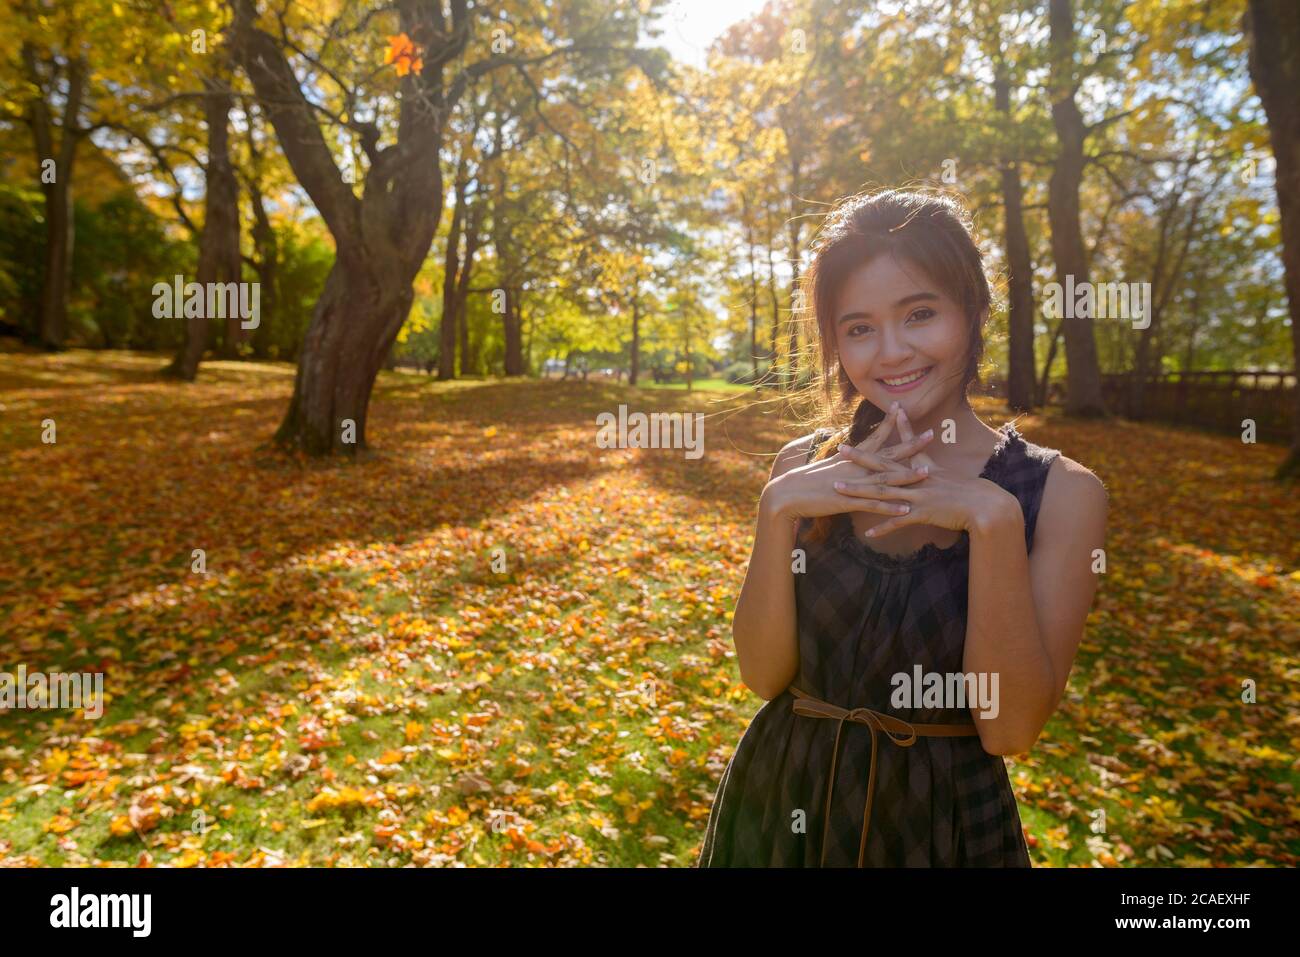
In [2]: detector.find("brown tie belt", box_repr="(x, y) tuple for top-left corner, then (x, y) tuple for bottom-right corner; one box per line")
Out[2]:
(788, 685), (981, 867)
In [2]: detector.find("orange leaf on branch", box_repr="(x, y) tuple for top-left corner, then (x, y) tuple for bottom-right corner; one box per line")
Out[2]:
(383, 33), (424, 77)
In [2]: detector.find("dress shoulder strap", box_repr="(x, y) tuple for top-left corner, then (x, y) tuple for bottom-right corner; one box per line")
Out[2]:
(991, 424), (1062, 555)
(805, 428), (834, 465)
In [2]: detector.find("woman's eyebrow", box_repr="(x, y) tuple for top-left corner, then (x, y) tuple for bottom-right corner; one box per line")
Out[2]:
(837, 291), (940, 324)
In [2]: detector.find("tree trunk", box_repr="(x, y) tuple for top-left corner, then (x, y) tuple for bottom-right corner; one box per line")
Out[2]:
(684, 314), (692, 393)
(25, 50), (86, 350)
(523, 302), (534, 372)
(1182, 287), (1202, 372)
(1047, 0), (1106, 417)
(37, 160), (75, 350)
(489, 147), (521, 377)
(995, 69), (1037, 413)
(1131, 189), (1204, 418)
(438, 162), (467, 381)
(629, 295), (641, 386)
(246, 110), (278, 360)
(1038, 319), (1064, 406)
(458, 290), (473, 375)
(248, 179), (278, 360)
(231, 0), (456, 454)
(462, 307), (479, 376)
(273, 257), (414, 454)
(455, 198), (484, 375)
(785, 154), (802, 389)
(503, 285), (524, 375)
(744, 194), (759, 378)
(1129, 188), (1178, 417)
(1245, 0), (1300, 479)
(168, 82), (241, 380)
(765, 206), (780, 384)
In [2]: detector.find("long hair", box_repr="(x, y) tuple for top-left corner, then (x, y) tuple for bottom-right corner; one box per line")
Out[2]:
(795, 189), (994, 543)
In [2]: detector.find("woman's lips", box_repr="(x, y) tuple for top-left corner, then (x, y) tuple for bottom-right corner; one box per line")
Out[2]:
(878, 366), (933, 393)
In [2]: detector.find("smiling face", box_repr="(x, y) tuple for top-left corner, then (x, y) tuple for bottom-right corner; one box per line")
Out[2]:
(832, 252), (974, 423)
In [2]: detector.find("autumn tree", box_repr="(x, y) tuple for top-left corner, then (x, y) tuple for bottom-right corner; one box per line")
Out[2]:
(1, 1), (143, 348)
(1244, 0), (1300, 478)
(164, 69), (242, 380)
(437, 94), (487, 379)
(714, 3), (831, 389)
(226, 0), (662, 454)
(1045, 0), (1108, 416)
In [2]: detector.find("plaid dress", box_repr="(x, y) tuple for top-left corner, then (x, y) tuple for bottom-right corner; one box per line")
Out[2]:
(696, 420), (1060, 867)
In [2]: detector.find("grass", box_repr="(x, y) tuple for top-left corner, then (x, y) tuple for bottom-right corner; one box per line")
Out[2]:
(0, 350), (1296, 867)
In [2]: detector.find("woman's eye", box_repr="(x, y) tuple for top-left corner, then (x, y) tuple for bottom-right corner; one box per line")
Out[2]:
(846, 310), (930, 337)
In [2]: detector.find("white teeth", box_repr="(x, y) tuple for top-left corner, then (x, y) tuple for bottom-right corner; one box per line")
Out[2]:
(882, 368), (929, 386)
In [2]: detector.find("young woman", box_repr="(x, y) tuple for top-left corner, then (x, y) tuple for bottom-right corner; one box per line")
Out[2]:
(697, 190), (1108, 867)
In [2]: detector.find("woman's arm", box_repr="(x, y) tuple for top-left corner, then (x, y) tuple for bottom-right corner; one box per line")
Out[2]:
(730, 435), (816, 701)
(733, 410), (935, 702)
(732, 415), (932, 700)
(961, 455), (1109, 754)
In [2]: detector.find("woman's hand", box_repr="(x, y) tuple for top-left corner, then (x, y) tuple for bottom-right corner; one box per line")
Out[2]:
(761, 405), (936, 523)
(832, 407), (1017, 537)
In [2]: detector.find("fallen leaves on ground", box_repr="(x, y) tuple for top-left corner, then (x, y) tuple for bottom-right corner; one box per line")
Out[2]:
(0, 351), (1295, 867)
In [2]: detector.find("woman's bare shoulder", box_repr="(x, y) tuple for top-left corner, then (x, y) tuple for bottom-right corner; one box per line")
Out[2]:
(1039, 452), (1109, 535)
(1044, 452), (1108, 498)
(770, 429), (831, 480)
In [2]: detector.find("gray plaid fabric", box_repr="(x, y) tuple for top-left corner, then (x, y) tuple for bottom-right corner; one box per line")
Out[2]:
(697, 421), (1060, 867)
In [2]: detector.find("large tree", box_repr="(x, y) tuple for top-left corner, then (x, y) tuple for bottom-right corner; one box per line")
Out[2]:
(1244, 0), (1300, 479)
(165, 77), (242, 380)
(228, 0), (470, 453)
(1046, 0), (1106, 416)
(3, 2), (158, 349)
(21, 44), (86, 350)
(227, 0), (658, 454)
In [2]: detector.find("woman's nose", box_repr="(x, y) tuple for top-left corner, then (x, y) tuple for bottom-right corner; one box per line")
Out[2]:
(878, 327), (915, 365)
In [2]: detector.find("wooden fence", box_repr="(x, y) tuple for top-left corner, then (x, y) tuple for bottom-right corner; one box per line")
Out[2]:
(1100, 370), (1295, 442)
(977, 370), (1294, 442)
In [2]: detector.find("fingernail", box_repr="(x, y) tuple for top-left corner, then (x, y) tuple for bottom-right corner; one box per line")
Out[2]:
(837, 443), (851, 453)
(865, 528), (877, 537)
(834, 481), (845, 490)
(918, 466), (929, 475)
(890, 401), (899, 412)
(922, 429), (933, 438)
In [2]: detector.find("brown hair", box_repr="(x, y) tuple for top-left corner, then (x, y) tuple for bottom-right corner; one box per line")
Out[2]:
(795, 188), (994, 543)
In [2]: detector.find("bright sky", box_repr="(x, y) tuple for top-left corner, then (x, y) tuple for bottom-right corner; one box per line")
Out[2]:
(648, 0), (772, 67)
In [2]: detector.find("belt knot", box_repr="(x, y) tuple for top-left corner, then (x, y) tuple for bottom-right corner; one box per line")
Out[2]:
(788, 685), (980, 866)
